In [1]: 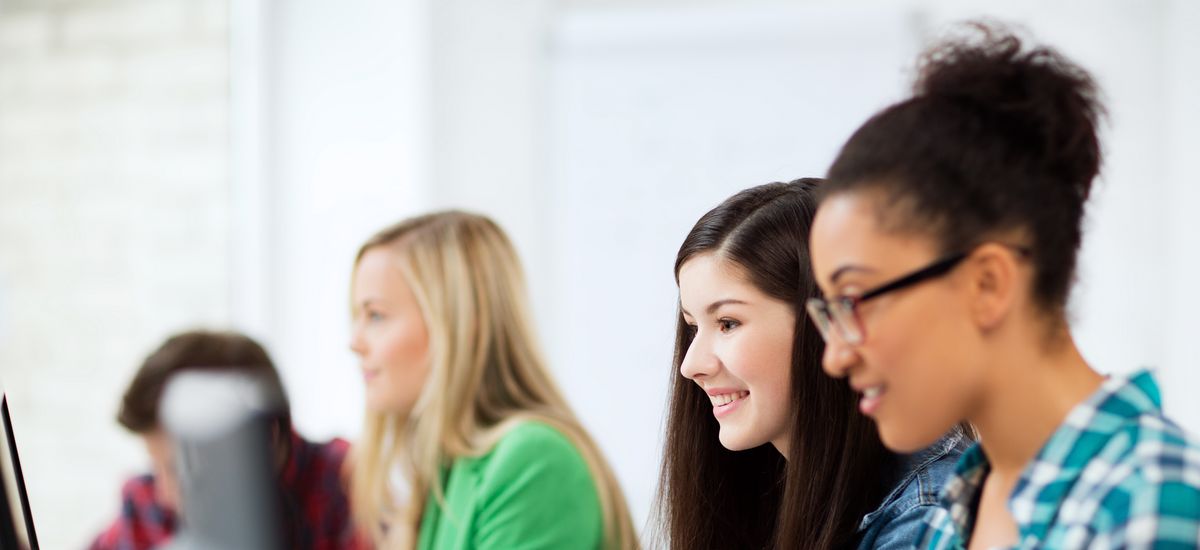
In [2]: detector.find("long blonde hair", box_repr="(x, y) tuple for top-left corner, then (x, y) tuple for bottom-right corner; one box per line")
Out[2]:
(350, 210), (638, 549)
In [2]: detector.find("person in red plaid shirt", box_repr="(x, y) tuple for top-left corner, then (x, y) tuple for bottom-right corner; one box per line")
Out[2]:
(88, 330), (365, 550)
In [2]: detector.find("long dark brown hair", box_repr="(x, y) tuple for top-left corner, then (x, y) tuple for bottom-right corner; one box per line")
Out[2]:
(655, 179), (898, 549)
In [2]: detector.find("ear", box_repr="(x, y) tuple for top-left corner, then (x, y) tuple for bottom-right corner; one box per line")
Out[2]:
(965, 243), (1022, 332)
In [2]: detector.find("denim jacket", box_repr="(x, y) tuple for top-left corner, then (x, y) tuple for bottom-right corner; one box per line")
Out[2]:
(855, 429), (970, 550)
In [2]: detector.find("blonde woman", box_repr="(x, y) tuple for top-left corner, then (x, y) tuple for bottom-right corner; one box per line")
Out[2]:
(348, 211), (638, 549)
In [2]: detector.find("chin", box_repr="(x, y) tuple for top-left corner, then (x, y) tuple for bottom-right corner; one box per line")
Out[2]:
(364, 395), (396, 415)
(717, 431), (760, 452)
(878, 423), (943, 454)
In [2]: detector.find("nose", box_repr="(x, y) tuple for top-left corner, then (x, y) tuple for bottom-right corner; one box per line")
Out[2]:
(821, 331), (859, 379)
(679, 332), (718, 381)
(348, 321), (366, 357)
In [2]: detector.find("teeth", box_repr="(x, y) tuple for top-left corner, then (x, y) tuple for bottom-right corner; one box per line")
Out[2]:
(710, 391), (749, 407)
(863, 387), (882, 398)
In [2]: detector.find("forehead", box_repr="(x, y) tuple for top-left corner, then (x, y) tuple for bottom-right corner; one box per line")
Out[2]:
(811, 192), (881, 251)
(354, 247), (409, 293)
(810, 192), (939, 280)
(678, 253), (757, 300)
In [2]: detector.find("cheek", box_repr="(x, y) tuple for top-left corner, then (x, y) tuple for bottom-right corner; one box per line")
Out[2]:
(379, 321), (429, 372)
(866, 296), (971, 378)
(400, 327), (431, 389)
(866, 304), (981, 450)
(729, 334), (793, 415)
(367, 323), (432, 412)
(756, 350), (792, 407)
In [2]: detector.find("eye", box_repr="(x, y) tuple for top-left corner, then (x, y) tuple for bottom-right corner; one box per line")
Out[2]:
(835, 284), (865, 299)
(367, 310), (385, 322)
(718, 318), (740, 333)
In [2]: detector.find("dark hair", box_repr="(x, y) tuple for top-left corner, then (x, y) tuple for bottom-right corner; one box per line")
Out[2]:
(117, 330), (291, 435)
(656, 180), (897, 549)
(824, 22), (1104, 312)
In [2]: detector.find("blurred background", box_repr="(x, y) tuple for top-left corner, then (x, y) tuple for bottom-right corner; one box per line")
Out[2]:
(0, 0), (1197, 546)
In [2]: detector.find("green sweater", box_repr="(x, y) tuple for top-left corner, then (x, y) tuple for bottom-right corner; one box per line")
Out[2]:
(416, 421), (603, 549)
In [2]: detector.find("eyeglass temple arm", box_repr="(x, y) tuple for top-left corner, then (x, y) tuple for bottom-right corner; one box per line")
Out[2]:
(858, 252), (969, 302)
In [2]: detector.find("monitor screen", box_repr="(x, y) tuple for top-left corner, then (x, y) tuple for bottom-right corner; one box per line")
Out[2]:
(1, 393), (37, 550)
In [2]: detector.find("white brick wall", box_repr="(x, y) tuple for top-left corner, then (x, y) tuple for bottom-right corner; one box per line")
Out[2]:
(0, 0), (230, 547)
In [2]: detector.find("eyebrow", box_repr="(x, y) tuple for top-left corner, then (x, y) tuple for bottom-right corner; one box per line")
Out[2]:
(829, 265), (875, 285)
(680, 299), (749, 318)
(357, 298), (385, 309)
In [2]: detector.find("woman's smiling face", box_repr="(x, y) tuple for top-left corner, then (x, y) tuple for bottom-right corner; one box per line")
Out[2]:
(677, 253), (796, 454)
(809, 191), (987, 452)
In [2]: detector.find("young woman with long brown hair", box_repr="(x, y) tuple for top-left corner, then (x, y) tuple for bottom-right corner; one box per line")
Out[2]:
(658, 180), (967, 549)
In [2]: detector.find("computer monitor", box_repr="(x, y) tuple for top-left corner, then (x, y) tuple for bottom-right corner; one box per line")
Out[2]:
(1, 393), (38, 550)
(159, 371), (284, 550)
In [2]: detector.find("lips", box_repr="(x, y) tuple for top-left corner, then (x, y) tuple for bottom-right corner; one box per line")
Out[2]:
(857, 384), (885, 415)
(704, 389), (750, 419)
(708, 390), (749, 407)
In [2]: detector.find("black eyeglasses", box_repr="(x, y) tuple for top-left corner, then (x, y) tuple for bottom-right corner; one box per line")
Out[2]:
(805, 252), (970, 345)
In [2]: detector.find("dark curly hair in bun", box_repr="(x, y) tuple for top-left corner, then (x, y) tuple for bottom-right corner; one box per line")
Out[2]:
(823, 22), (1105, 312)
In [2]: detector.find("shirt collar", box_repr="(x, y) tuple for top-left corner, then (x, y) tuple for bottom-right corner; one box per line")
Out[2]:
(936, 369), (1162, 542)
(859, 427), (970, 531)
(932, 439), (990, 539)
(1008, 369), (1161, 538)
(279, 429), (309, 488)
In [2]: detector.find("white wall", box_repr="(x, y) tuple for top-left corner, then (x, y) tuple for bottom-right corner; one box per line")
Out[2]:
(0, 1), (231, 546)
(250, 0), (434, 442)
(1159, 0), (1200, 433)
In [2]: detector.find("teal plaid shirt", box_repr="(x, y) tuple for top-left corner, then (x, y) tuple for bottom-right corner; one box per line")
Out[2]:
(918, 370), (1200, 549)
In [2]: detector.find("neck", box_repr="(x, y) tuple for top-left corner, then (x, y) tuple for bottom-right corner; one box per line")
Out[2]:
(772, 435), (790, 459)
(969, 323), (1102, 478)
